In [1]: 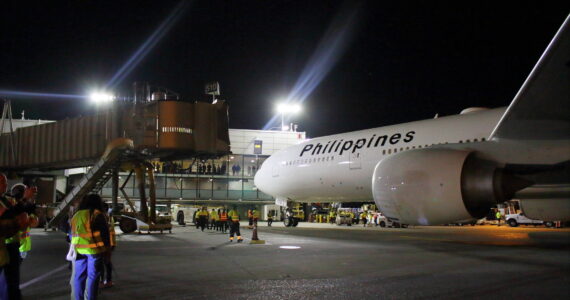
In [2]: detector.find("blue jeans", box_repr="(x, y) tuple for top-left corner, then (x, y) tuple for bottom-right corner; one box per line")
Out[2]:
(73, 253), (102, 300)
(0, 267), (8, 300)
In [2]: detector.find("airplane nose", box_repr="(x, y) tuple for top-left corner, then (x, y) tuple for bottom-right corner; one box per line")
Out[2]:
(254, 159), (269, 193)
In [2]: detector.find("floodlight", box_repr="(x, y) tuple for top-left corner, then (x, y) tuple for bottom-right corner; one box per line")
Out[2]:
(89, 92), (114, 104)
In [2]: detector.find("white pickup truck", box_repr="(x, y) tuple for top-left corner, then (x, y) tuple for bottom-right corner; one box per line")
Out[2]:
(505, 213), (553, 227)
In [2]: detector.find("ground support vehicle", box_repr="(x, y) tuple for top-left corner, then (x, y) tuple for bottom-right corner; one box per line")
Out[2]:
(505, 213), (553, 227)
(335, 209), (353, 226)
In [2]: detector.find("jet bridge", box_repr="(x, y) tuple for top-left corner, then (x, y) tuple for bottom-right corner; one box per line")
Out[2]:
(0, 83), (231, 230)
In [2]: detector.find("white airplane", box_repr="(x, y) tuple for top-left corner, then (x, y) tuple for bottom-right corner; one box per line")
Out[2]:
(254, 15), (570, 225)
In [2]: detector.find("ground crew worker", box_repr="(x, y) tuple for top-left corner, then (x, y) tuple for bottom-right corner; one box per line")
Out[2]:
(0, 173), (27, 300)
(4, 183), (37, 300)
(198, 207), (209, 232)
(71, 194), (110, 300)
(228, 208), (243, 243)
(252, 208), (260, 226)
(194, 210), (200, 229)
(219, 209), (228, 233)
(360, 212), (367, 227)
(247, 209), (253, 228)
(100, 202), (115, 288)
(210, 208), (218, 230)
(267, 211), (273, 227)
(496, 210), (502, 227)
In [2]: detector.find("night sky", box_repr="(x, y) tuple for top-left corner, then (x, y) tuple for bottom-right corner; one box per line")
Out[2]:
(1, 1), (568, 137)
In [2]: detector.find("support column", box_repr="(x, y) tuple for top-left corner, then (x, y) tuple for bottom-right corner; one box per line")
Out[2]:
(112, 170), (119, 213)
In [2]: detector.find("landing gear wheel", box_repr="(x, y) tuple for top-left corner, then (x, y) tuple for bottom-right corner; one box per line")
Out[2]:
(119, 217), (137, 234)
(292, 219), (299, 227)
(508, 219), (518, 227)
(379, 221), (386, 228)
(284, 217), (293, 227)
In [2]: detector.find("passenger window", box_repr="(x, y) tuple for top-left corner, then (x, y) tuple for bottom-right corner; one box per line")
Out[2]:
(382, 150), (386, 155)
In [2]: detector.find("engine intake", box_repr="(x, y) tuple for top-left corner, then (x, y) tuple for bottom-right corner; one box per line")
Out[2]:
(372, 148), (528, 225)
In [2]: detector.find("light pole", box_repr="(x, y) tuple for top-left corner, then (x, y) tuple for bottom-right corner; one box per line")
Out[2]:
(276, 102), (301, 131)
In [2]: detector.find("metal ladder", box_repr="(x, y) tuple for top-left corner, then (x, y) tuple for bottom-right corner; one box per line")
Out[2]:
(47, 143), (133, 228)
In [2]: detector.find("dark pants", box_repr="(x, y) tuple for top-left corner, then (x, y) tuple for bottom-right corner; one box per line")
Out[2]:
(248, 218), (253, 226)
(268, 218), (273, 227)
(73, 253), (102, 300)
(229, 221), (241, 239)
(101, 251), (113, 283)
(5, 242), (21, 300)
(199, 216), (207, 231)
(0, 267), (8, 300)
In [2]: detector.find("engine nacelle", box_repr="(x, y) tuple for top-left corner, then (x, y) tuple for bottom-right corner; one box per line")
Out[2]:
(372, 148), (511, 225)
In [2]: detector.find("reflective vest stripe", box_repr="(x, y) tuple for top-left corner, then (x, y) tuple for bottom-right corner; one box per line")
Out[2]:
(72, 231), (101, 238)
(109, 216), (116, 247)
(71, 209), (105, 255)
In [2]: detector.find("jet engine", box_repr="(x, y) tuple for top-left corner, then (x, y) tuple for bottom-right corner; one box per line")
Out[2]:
(372, 148), (527, 225)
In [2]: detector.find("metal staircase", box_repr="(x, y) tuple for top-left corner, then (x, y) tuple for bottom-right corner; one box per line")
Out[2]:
(47, 139), (134, 228)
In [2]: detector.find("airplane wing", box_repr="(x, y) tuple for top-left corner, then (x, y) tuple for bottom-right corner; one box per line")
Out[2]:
(489, 14), (570, 141)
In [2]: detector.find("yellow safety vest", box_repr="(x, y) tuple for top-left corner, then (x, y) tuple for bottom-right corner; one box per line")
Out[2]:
(228, 210), (240, 222)
(19, 227), (31, 253)
(211, 211), (219, 221)
(19, 213), (36, 253)
(252, 210), (260, 219)
(71, 209), (105, 255)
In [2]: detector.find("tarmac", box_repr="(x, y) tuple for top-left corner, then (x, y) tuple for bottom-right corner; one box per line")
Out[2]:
(19, 222), (570, 299)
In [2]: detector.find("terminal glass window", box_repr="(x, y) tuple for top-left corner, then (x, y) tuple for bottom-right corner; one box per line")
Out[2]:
(166, 176), (182, 198)
(242, 178), (257, 199)
(243, 155), (259, 177)
(228, 179), (242, 199)
(213, 178), (228, 199)
(229, 155), (243, 177)
(198, 178), (213, 200)
(182, 177), (198, 199)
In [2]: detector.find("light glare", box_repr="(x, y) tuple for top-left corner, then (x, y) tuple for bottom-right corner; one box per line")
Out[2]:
(89, 92), (114, 104)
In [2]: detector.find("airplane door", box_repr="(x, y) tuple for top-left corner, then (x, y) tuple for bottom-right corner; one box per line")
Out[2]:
(349, 152), (361, 170)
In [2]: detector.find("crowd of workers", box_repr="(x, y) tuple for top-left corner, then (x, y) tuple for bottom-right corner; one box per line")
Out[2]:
(1, 172), (117, 300)
(193, 207), (269, 242)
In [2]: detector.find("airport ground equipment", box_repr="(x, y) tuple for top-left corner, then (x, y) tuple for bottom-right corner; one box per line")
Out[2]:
(284, 203), (304, 227)
(1, 82), (231, 230)
(335, 208), (353, 226)
(505, 213), (548, 227)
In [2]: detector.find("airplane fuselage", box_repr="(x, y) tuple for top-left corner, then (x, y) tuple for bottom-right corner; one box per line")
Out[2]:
(254, 108), (506, 203)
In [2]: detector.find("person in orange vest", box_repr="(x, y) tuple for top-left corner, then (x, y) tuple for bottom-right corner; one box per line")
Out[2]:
(100, 202), (116, 289)
(71, 194), (110, 300)
(228, 207), (243, 243)
(247, 209), (253, 228)
(219, 209), (228, 233)
(252, 208), (260, 226)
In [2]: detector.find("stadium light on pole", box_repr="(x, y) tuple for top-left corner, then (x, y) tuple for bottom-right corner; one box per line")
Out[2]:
(276, 102), (301, 131)
(89, 92), (115, 105)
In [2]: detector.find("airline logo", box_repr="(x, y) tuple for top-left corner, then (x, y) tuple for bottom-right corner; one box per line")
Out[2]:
(300, 131), (416, 157)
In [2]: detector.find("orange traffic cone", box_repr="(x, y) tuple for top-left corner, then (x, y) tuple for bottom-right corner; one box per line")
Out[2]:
(250, 223), (265, 244)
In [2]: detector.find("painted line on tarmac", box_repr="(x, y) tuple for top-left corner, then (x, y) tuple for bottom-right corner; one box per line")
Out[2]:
(20, 263), (68, 289)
